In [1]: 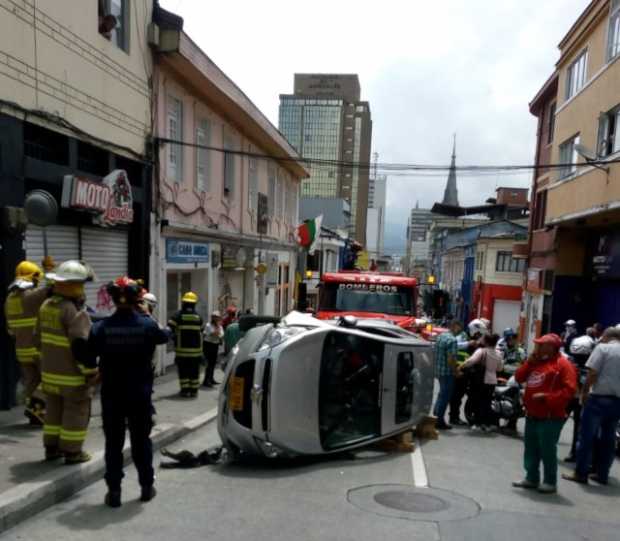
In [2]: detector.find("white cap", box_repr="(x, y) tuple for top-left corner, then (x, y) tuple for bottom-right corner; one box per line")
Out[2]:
(212, 310), (221, 318)
(564, 319), (577, 326)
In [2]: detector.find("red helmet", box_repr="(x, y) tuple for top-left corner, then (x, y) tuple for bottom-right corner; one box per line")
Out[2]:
(106, 276), (141, 306)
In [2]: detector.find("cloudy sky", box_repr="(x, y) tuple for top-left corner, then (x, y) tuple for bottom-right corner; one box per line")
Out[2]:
(161, 0), (589, 251)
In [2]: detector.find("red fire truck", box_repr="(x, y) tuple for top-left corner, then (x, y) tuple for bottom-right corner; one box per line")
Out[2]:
(315, 271), (443, 339)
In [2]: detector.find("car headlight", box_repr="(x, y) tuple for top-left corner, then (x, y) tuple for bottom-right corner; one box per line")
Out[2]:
(258, 326), (304, 351)
(254, 437), (283, 458)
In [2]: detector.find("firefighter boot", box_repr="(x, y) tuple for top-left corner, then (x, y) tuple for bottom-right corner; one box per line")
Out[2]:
(65, 451), (92, 465)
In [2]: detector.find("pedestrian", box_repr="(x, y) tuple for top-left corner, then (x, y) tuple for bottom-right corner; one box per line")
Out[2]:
(222, 305), (237, 330)
(203, 311), (224, 387)
(223, 310), (244, 355)
(563, 327), (620, 486)
(433, 320), (462, 430)
(82, 277), (171, 508)
(459, 333), (503, 432)
(4, 261), (51, 425)
(37, 260), (95, 464)
(561, 319), (578, 355)
(496, 328), (526, 431)
(512, 334), (577, 494)
(168, 292), (203, 398)
(564, 327), (597, 462)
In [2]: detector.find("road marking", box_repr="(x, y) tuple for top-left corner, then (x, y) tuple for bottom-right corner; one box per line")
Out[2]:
(411, 439), (429, 487)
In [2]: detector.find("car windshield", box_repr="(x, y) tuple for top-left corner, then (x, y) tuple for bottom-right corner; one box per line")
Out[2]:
(319, 283), (413, 316)
(319, 332), (383, 450)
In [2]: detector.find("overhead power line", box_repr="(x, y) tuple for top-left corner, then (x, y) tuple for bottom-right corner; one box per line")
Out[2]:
(155, 136), (619, 175)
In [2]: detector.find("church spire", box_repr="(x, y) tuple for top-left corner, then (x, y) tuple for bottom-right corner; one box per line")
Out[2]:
(442, 134), (459, 207)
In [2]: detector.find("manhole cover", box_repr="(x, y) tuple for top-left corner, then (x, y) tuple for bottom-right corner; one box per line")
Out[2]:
(374, 491), (449, 513)
(348, 484), (480, 523)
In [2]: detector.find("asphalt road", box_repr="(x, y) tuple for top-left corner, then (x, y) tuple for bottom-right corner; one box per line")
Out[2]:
(2, 419), (619, 541)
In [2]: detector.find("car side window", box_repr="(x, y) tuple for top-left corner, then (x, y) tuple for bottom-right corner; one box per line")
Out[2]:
(395, 351), (415, 424)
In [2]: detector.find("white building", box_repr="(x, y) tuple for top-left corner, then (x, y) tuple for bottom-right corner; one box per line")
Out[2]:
(366, 174), (386, 257)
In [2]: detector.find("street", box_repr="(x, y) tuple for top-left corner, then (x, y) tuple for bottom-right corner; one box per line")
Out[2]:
(3, 417), (619, 541)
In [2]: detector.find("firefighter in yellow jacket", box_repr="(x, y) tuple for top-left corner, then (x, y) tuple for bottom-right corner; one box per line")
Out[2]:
(4, 261), (51, 425)
(168, 292), (204, 398)
(36, 260), (95, 464)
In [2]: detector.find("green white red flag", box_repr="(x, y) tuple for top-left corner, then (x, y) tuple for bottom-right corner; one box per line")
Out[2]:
(296, 215), (323, 254)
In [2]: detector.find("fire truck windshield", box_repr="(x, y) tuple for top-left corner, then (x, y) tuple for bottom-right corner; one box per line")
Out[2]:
(319, 282), (413, 316)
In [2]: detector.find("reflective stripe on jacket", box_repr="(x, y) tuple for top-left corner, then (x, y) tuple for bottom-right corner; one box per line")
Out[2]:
(169, 309), (203, 358)
(4, 287), (49, 364)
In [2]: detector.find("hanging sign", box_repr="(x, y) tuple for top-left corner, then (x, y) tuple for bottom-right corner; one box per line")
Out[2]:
(61, 170), (134, 226)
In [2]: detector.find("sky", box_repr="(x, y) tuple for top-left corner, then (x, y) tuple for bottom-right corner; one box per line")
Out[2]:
(160, 0), (589, 252)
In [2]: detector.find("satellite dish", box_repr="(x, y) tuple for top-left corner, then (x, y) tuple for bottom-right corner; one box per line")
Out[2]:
(574, 144), (597, 161)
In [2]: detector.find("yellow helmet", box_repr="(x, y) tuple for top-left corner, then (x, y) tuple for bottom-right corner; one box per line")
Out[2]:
(182, 291), (198, 304)
(15, 261), (44, 283)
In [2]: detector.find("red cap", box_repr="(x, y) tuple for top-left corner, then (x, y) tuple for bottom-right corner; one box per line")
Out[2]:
(533, 333), (562, 348)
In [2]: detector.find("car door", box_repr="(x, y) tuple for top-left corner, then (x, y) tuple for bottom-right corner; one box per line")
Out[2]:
(381, 344), (417, 436)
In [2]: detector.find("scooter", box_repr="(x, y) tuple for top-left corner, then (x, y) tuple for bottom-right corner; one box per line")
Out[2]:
(490, 376), (524, 428)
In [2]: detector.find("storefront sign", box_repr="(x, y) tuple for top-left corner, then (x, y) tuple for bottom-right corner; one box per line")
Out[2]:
(166, 238), (210, 264)
(266, 253), (279, 286)
(61, 170), (134, 226)
(222, 245), (240, 269)
(592, 231), (620, 278)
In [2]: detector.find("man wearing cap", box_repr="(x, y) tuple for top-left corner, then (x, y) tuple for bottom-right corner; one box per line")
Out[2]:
(562, 320), (578, 356)
(563, 327), (620, 486)
(512, 334), (577, 494)
(203, 311), (224, 387)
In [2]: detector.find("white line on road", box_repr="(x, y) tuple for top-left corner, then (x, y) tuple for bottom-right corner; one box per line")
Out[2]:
(411, 439), (429, 487)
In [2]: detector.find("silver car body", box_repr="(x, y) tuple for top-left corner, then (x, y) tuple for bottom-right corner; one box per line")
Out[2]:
(218, 312), (434, 458)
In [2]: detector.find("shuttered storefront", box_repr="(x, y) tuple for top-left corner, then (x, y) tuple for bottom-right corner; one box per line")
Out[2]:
(25, 225), (128, 314)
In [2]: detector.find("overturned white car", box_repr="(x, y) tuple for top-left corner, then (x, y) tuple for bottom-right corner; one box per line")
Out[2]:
(218, 312), (434, 459)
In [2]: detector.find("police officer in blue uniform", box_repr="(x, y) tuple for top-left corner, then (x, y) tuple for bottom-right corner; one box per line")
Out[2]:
(82, 277), (170, 508)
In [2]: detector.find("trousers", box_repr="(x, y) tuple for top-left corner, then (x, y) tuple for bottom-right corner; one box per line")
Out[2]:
(523, 417), (565, 486)
(433, 375), (455, 420)
(102, 387), (155, 491)
(43, 388), (91, 454)
(449, 375), (468, 422)
(176, 356), (201, 393)
(203, 341), (219, 384)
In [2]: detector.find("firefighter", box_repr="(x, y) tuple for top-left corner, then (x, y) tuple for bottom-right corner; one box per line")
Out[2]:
(4, 261), (51, 425)
(37, 260), (95, 464)
(83, 277), (171, 508)
(168, 292), (204, 398)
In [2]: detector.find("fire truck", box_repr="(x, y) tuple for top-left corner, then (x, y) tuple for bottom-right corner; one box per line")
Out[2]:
(314, 271), (443, 339)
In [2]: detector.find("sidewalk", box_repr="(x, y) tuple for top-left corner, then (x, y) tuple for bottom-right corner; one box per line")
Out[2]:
(0, 369), (221, 534)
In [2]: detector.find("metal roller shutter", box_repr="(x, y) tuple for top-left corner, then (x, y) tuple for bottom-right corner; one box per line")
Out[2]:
(81, 227), (128, 313)
(25, 225), (80, 267)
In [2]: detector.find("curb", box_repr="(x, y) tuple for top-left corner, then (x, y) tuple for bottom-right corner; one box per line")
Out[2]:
(0, 407), (218, 535)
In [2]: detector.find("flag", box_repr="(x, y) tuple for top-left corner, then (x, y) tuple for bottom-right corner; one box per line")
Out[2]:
(296, 215), (323, 254)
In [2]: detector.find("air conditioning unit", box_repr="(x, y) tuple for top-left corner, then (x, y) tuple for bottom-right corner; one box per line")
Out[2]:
(147, 22), (160, 48)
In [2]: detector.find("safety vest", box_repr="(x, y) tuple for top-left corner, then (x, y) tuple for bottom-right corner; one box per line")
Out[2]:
(169, 310), (203, 358)
(37, 295), (93, 394)
(4, 287), (49, 364)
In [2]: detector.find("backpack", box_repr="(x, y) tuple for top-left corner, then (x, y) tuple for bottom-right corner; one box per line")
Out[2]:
(569, 335), (595, 356)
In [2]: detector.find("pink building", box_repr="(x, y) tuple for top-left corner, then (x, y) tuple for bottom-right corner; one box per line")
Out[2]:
(149, 6), (308, 367)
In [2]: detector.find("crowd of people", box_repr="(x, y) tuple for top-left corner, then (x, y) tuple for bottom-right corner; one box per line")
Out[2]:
(433, 314), (620, 494)
(4, 258), (248, 508)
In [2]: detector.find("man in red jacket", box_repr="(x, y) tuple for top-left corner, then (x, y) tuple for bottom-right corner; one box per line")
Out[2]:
(512, 334), (577, 494)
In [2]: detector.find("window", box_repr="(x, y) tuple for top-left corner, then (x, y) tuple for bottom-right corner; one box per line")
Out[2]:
(495, 251), (526, 273)
(223, 135), (236, 196)
(476, 251), (484, 271)
(167, 96), (183, 181)
(597, 105), (620, 157)
(248, 156), (258, 211)
(533, 190), (548, 230)
(547, 102), (556, 145)
(195, 119), (209, 191)
(275, 172), (284, 218)
(565, 50), (588, 100)
(98, 0), (129, 51)
(608, 0), (620, 61)
(559, 135), (580, 178)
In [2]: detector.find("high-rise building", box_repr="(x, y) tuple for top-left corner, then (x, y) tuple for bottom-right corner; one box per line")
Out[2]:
(279, 74), (372, 244)
(366, 174), (387, 258)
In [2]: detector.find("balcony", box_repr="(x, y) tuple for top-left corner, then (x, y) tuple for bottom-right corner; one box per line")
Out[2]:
(530, 229), (556, 254)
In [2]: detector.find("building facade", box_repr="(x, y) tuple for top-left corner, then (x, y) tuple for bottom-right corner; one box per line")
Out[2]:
(151, 7), (307, 368)
(0, 0), (154, 408)
(366, 174), (386, 259)
(524, 0), (620, 346)
(279, 74), (372, 244)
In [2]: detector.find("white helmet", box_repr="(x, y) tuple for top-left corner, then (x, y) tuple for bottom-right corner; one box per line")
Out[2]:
(142, 292), (158, 306)
(46, 260), (93, 283)
(468, 318), (489, 337)
(564, 319), (577, 327)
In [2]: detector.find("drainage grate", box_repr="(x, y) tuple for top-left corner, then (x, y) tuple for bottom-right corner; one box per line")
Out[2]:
(374, 491), (449, 513)
(348, 484), (480, 523)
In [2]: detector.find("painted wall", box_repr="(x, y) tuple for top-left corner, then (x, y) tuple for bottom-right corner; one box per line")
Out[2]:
(0, 0), (152, 156)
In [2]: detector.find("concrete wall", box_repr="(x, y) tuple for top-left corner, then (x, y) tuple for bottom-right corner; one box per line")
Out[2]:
(0, 0), (152, 156)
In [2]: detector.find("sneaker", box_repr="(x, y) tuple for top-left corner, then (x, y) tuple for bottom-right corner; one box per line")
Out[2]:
(65, 451), (92, 465)
(436, 420), (453, 430)
(480, 425), (495, 433)
(140, 485), (157, 502)
(470, 425), (481, 432)
(538, 483), (557, 494)
(512, 479), (539, 489)
(105, 490), (122, 508)
(562, 472), (588, 484)
(450, 418), (468, 426)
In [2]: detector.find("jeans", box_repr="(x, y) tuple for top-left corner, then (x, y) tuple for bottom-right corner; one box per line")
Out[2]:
(449, 375), (467, 422)
(433, 375), (455, 421)
(523, 418), (565, 486)
(575, 394), (620, 482)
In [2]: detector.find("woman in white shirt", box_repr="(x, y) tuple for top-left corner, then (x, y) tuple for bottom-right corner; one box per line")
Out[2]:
(202, 311), (224, 387)
(460, 333), (504, 432)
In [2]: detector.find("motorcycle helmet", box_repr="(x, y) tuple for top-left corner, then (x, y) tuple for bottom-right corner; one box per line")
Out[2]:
(503, 328), (518, 339)
(468, 318), (489, 337)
